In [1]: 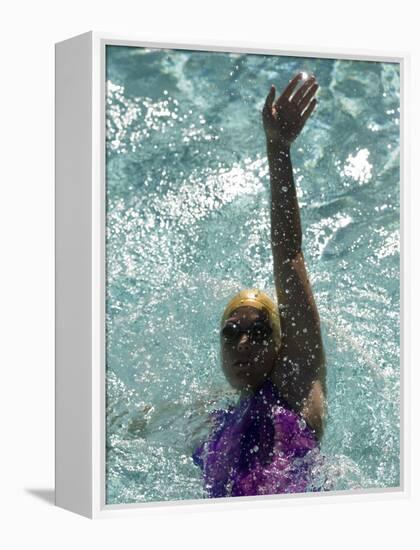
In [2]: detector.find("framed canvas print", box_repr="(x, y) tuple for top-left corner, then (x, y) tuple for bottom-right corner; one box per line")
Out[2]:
(55, 32), (408, 518)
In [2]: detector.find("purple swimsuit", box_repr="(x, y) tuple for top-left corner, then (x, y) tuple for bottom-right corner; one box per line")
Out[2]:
(193, 380), (320, 498)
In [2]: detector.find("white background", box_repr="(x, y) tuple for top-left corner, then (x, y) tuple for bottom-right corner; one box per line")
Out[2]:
(0, 0), (418, 548)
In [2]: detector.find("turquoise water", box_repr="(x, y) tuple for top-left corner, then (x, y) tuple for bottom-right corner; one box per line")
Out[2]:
(105, 46), (400, 504)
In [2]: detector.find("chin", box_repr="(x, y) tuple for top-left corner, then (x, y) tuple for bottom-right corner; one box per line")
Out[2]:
(229, 374), (268, 392)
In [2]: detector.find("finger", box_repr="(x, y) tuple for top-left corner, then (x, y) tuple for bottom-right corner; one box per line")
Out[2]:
(263, 85), (276, 118)
(299, 82), (319, 112)
(280, 73), (304, 101)
(291, 75), (316, 105)
(274, 73), (303, 108)
(301, 98), (317, 124)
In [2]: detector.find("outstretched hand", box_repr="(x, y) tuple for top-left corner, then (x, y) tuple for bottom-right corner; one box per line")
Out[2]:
(262, 72), (319, 148)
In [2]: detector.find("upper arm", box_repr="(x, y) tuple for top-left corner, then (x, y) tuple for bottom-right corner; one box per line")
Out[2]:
(300, 379), (326, 439)
(271, 251), (326, 430)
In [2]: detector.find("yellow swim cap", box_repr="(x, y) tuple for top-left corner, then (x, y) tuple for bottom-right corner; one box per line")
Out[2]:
(221, 288), (281, 348)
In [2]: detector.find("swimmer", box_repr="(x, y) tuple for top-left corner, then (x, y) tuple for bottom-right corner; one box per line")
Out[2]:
(194, 72), (326, 497)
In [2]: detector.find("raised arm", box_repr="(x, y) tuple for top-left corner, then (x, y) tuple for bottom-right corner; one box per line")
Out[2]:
(262, 73), (326, 438)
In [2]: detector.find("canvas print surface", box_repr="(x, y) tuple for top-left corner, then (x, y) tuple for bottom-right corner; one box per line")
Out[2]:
(105, 45), (400, 504)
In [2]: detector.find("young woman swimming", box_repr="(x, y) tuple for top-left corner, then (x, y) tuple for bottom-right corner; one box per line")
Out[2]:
(193, 72), (326, 497)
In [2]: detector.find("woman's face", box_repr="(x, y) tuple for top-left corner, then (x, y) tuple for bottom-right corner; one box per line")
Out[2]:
(220, 306), (278, 391)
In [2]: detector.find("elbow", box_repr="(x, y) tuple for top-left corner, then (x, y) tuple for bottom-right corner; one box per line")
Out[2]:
(271, 240), (303, 264)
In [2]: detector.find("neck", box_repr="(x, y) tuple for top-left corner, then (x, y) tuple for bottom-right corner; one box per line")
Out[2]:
(239, 378), (272, 400)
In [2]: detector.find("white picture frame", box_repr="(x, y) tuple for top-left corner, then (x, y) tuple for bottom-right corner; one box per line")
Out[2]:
(55, 31), (409, 519)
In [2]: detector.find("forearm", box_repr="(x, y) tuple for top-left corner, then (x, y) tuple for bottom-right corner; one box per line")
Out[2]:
(267, 139), (302, 262)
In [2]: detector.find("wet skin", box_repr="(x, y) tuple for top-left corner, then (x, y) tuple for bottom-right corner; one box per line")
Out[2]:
(220, 306), (279, 392)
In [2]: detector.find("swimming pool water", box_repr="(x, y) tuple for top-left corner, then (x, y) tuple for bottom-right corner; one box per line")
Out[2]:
(105, 46), (400, 504)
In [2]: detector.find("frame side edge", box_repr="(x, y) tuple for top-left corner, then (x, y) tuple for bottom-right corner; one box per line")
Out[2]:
(55, 32), (93, 519)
